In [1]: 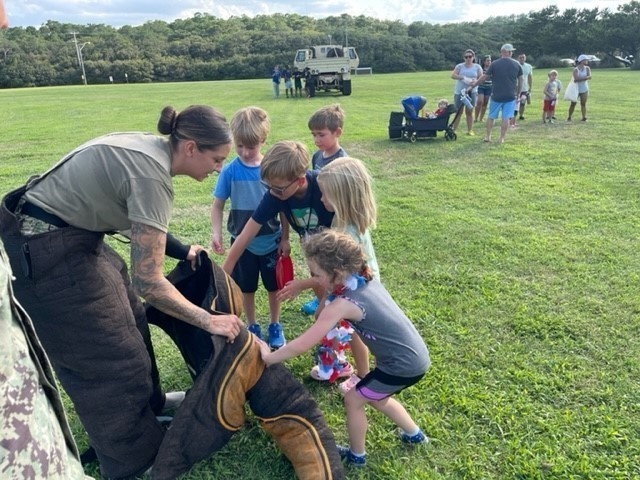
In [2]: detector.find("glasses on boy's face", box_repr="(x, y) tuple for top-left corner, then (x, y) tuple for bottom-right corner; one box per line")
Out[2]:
(261, 178), (298, 196)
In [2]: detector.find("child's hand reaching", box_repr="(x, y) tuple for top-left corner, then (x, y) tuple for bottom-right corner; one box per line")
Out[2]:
(255, 337), (272, 365)
(278, 239), (291, 257)
(277, 279), (304, 301)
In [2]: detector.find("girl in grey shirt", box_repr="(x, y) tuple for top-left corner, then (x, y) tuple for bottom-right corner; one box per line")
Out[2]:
(259, 229), (430, 467)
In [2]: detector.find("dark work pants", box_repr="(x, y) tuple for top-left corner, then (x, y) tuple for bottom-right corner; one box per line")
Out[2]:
(0, 187), (165, 479)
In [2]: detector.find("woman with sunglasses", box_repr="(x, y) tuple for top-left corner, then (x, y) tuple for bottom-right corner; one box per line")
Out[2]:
(451, 49), (483, 136)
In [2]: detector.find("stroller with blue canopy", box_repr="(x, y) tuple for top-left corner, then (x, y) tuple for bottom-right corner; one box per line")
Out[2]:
(388, 95), (461, 142)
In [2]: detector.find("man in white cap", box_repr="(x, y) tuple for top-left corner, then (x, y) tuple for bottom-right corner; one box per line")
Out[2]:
(475, 43), (523, 144)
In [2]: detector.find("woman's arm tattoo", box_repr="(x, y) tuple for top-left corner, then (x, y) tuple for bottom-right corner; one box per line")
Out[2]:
(130, 222), (210, 330)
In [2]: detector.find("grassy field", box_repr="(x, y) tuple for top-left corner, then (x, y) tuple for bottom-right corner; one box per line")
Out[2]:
(2, 68), (640, 479)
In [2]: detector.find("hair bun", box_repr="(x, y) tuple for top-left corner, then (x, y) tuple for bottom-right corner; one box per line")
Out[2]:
(157, 106), (178, 136)
(170, 111), (178, 133)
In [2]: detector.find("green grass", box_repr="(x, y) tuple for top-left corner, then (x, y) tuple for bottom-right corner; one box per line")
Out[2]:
(2, 68), (640, 479)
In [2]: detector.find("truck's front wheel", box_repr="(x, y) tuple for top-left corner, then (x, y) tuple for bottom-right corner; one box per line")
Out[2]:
(341, 79), (352, 96)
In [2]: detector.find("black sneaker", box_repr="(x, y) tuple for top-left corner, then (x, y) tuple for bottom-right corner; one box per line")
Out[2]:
(399, 429), (429, 445)
(337, 445), (366, 467)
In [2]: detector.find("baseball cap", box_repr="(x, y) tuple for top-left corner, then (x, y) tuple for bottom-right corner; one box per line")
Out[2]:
(577, 54), (589, 63)
(500, 43), (516, 52)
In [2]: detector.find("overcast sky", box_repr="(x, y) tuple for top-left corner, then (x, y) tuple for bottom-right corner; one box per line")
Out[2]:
(4, 0), (630, 28)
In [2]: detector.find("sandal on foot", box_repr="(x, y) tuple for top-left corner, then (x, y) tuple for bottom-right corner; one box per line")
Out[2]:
(310, 362), (354, 381)
(310, 364), (330, 381)
(338, 374), (362, 395)
(336, 362), (354, 379)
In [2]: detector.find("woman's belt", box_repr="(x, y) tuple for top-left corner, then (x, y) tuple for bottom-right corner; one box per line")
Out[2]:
(20, 201), (69, 228)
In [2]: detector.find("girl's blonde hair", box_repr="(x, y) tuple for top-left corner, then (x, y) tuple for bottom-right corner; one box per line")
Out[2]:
(302, 229), (371, 282)
(317, 157), (376, 234)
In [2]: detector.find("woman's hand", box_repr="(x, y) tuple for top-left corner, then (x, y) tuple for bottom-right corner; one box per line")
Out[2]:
(207, 314), (244, 342)
(186, 244), (206, 270)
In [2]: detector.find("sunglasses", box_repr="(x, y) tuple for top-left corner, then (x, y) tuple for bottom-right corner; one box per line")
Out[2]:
(261, 177), (299, 196)
(464, 55), (474, 59)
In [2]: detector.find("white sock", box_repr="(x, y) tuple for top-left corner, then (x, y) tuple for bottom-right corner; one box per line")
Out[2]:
(402, 427), (421, 437)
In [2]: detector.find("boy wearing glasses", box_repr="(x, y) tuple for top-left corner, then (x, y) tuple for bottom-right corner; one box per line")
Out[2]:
(211, 107), (285, 349)
(222, 141), (334, 317)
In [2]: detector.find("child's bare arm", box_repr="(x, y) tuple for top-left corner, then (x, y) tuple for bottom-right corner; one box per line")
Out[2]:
(211, 198), (226, 254)
(222, 218), (261, 274)
(279, 214), (291, 257)
(259, 298), (362, 365)
(350, 333), (370, 377)
(277, 277), (321, 301)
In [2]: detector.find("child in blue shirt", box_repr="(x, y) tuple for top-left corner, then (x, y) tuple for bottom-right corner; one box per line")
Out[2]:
(301, 104), (347, 314)
(211, 106), (285, 349)
(309, 104), (347, 171)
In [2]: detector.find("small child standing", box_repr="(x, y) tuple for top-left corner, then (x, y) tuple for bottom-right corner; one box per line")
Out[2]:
(309, 104), (347, 171)
(211, 106), (285, 349)
(543, 70), (561, 124)
(271, 65), (281, 99)
(301, 104), (347, 315)
(316, 158), (379, 391)
(282, 65), (293, 98)
(278, 157), (379, 386)
(259, 229), (430, 468)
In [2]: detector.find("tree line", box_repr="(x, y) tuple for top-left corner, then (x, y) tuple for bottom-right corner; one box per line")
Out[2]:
(0, 3), (638, 88)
